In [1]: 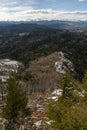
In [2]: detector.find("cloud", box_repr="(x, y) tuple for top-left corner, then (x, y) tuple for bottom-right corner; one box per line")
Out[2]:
(0, 0), (37, 9)
(0, 8), (87, 21)
(0, 0), (36, 13)
(0, 0), (87, 21)
(78, 0), (87, 2)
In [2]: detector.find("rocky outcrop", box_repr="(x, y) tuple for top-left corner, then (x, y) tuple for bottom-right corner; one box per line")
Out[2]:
(55, 51), (74, 74)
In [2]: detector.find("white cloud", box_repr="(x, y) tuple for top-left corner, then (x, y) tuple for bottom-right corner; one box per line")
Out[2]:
(0, 8), (87, 21)
(0, 0), (87, 21)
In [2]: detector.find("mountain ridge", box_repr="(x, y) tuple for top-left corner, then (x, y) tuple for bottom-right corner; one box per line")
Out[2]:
(0, 20), (87, 30)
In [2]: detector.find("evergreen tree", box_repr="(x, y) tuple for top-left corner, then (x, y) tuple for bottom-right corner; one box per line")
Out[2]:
(3, 74), (32, 123)
(47, 71), (87, 130)
(60, 71), (74, 99)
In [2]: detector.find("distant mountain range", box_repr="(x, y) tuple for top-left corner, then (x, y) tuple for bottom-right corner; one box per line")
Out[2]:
(0, 20), (87, 30)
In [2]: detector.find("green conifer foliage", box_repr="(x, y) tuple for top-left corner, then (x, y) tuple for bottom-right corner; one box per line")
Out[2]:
(3, 75), (31, 122)
(47, 71), (87, 130)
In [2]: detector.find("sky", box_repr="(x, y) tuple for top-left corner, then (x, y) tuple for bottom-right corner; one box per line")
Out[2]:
(0, 0), (87, 21)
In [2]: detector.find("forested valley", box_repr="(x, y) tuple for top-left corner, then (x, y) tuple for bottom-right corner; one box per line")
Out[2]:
(0, 23), (87, 130)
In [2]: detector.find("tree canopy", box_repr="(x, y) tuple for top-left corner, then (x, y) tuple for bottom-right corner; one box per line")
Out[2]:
(3, 74), (32, 122)
(47, 71), (87, 130)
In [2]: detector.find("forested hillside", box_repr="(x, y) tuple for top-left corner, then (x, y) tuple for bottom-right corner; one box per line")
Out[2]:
(0, 23), (87, 79)
(0, 22), (87, 130)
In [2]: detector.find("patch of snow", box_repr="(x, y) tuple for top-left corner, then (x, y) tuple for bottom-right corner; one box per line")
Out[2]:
(34, 120), (53, 128)
(51, 96), (58, 100)
(78, 92), (85, 97)
(0, 59), (21, 66)
(34, 120), (42, 128)
(48, 89), (63, 101)
(52, 89), (63, 96)
(0, 76), (9, 83)
(48, 96), (58, 101)
(55, 51), (74, 74)
(0, 59), (23, 82)
(74, 90), (85, 98)
(46, 120), (53, 125)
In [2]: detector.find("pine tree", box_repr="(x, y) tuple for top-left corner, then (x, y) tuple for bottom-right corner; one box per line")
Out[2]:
(60, 71), (74, 99)
(47, 71), (87, 130)
(3, 74), (32, 122)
